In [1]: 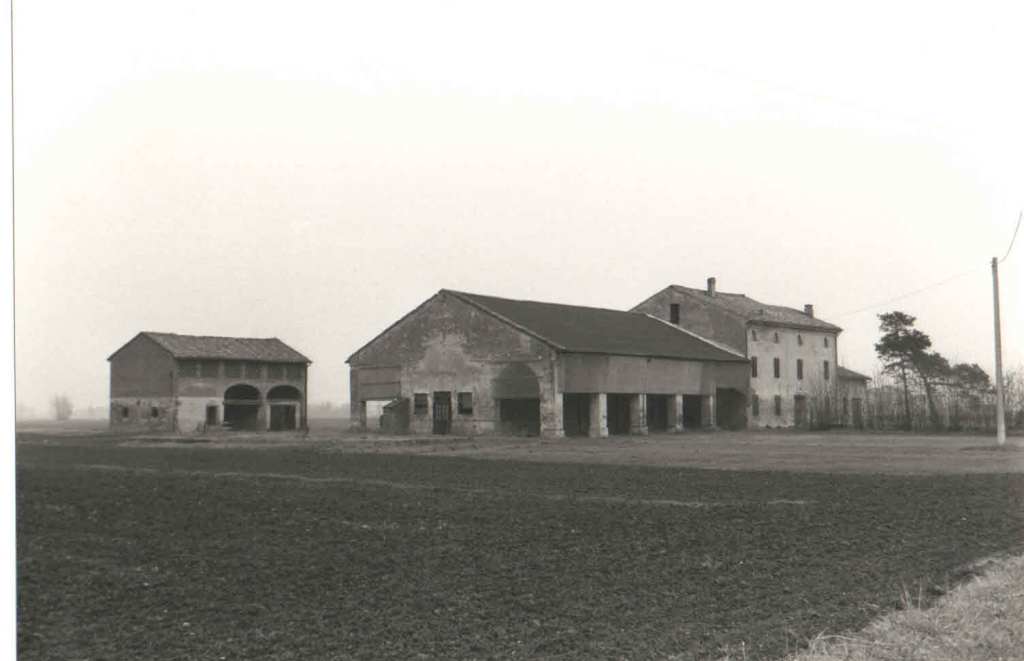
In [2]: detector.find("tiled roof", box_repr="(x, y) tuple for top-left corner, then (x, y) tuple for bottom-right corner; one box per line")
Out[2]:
(837, 366), (871, 381)
(669, 285), (842, 332)
(446, 290), (748, 362)
(116, 332), (311, 363)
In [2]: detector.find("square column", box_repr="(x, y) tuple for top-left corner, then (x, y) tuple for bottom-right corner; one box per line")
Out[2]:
(589, 393), (608, 438)
(629, 393), (648, 435)
(541, 392), (565, 438)
(701, 394), (717, 429)
(673, 394), (685, 432)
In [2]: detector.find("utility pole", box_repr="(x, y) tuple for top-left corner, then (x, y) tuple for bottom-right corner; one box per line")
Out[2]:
(991, 257), (1006, 446)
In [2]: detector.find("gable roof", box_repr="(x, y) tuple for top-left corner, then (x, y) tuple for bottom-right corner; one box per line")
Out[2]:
(110, 332), (311, 363)
(665, 285), (842, 332)
(444, 290), (748, 362)
(837, 366), (871, 381)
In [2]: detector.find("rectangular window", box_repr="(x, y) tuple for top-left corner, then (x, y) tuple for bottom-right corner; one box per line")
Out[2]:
(796, 359), (804, 380)
(178, 360), (199, 377)
(244, 362), (262, 379)
(413, 393), (428, 415)
(150, 406), (160, 418)
(751, 395), (759, 417)
(457, 392), (474, 415)
(824, 360), (830, 380)
(824, 336), (829, 347)
(774, 395), (782, 416)
(773, 357), (781, 378)
(286, 364), (304, 380)
(797, 334), (803, 346)
(751, 328), (758, 341)
(751, 356), (758, 378)
(224, 361), (242, 378)
(200, 360), (219, 378)
(121, 406), (130, 419)
(267, 364), (284, 379)
(669, 303), (680, 324)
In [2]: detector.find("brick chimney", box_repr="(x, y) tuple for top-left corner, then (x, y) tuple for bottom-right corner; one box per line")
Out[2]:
(707, 277), (717, 297)
(804, 304), (814, 318)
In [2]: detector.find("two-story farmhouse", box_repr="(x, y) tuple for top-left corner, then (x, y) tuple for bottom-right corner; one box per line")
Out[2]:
(347, 289), (750, 437)
(108, 332), (311, 432)
(633, 278), (842, 428)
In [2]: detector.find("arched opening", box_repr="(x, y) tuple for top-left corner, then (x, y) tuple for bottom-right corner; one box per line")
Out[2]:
(493, 363), (541, 436)
(267, 385), (301, 401)
(223, 384), (261, 430)
(267, 385), (301, 431)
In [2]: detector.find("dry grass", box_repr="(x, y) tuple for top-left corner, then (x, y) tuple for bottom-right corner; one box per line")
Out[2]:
(776, 554), (1024, 661)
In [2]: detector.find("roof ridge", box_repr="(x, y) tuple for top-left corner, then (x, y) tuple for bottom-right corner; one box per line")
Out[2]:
(643, 314), (748, 359)
(143, 331), (284, 342)
(445, 288), (649, 317)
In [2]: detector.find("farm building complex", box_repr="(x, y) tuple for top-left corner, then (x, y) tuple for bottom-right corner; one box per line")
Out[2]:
(108, 332), (311, 432)
(347, 289), (751, 437)
(633, 278), (844, 428)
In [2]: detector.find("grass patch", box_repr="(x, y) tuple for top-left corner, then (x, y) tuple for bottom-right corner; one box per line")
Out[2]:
(781, 553), (1024, 661)
(17, 445), (1024, 659)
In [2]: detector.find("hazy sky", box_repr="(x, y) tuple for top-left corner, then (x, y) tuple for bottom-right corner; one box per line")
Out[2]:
(14, 1), (1023, 414)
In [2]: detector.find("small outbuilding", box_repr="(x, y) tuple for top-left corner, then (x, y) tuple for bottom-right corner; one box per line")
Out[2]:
(347, 290), (751, 437)
(108, 332), (311, 433)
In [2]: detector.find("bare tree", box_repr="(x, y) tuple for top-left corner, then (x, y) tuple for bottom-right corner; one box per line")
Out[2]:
(50, 394), (74, 421)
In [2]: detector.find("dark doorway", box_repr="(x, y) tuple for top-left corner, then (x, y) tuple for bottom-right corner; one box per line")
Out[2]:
(432, 391), (452, 435)
(205, 405), (218, 426)
(270, 405), (297, 431)
(223, 384), (261, 430)
(498, 398), (540, 436)
(682, 395), (702, 429)
(715, 388), (747, 430)
(606, 394), (632, 435)
(646, 395), (671, 432)
(852, 398), (863, 429)
(794, 395), (808, 428)
(563, 394), (591, 437)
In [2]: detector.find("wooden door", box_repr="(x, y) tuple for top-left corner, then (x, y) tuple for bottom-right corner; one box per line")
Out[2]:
(432, 392), (451, 435)
(794, 395), (808, 428)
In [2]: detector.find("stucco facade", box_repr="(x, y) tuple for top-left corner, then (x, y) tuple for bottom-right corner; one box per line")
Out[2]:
(348, 290), (751, 438)
(633, 280), (842, 428)
(109, 333), (310, 433)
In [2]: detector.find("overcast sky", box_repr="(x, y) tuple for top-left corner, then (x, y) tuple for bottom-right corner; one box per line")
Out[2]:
(14, 1), (1023, 415)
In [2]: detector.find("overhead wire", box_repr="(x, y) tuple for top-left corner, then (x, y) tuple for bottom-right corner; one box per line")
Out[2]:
(833, 210), (1021, 319)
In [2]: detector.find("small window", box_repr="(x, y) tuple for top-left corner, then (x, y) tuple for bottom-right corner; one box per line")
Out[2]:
(751, 329), (758, 341)
(824, 336), (829, 347)
(178, 360), (199, 377)
(413, 393), (428, 415)
(797, 334), (803, 346)
(244, 362), (262, 379)
(224, 362), (242, 378)
(774, 395), (782, 416)
(150, 406), (159, 418)
(267, 364), (284, 379)
(773, 332), (779, 343)
(824, 360), (830, 380)
(457, 392), (473, 415)
(751, 356), (758, 378)
(200, 360), (219, 378)
(121, 406), (130, 419)
(751, 395), (760, 417)
(796, 359), (804, 380)
(773, 357), (781, 379)
(669, 303), (680, 324)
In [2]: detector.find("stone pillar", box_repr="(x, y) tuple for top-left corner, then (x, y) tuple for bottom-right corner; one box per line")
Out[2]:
(673, 394), (685, 432)
(629, 393), (648, 435)
(541, 391), (565, 438)
(216, 403), (224, 426)
(357, 401), (368, 430)
(701, 394), (717, 429)
(260, 401), (271, 431)
(589, 393), (608, 438)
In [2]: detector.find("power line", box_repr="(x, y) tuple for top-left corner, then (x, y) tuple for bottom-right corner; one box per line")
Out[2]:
(834, 212), (1022, 319)
(833, 266), (985, 319)
(1000, 210), (1022, 263)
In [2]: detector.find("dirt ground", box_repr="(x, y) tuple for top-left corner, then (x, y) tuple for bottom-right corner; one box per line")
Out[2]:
(17, 419), (1024, 475)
